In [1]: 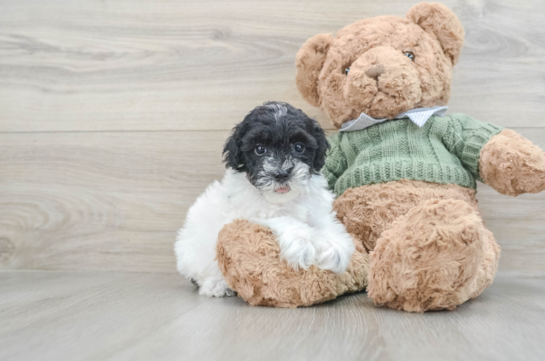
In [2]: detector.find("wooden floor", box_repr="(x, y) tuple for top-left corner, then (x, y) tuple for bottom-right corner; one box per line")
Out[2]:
(0, 270), (544, 361)
(1, 0), (545, 360)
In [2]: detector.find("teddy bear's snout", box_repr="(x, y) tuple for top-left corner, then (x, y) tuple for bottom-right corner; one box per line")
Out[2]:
(343, 46), (423, 119)
(365, 64), (385, 79)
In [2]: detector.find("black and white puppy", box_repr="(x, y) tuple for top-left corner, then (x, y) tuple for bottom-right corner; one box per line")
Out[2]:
(174, 102), (354, 297)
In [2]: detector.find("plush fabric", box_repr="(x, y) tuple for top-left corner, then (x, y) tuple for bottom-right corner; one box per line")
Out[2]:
(333, 180), (481, 253)
(218, 2), (545, 312)
(295, 34), (334, 108)
(333, 180), (500, 312)
(323, 113), (503, 196)
(216, 219), (368, 308)
(368, 198), (499, 312)
(406, 2), (465, 64)
(295, 3), (464, 127)
(480, 129), (545, 196)
(293, 1), (544, 312)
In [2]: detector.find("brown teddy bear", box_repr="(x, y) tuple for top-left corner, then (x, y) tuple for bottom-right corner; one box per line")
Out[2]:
(217, 219), (369, 308)
(217, 2), (545, 311)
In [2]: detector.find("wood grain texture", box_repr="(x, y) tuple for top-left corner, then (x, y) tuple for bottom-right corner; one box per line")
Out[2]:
(0, 271), (544, 361)
(0, 128), (544, 272)
(0, 0), (544, 273)
(0, 0), (544, 132)
(0, 130), (228, 272)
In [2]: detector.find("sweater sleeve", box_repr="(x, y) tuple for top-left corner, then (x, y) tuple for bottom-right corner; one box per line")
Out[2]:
(322, 133), (348, 191)
(442, 113), (504, 182)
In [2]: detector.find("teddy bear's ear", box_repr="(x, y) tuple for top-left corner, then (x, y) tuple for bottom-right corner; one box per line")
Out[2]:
(295, 33), (333, 107)
(406, 2), (465, 65)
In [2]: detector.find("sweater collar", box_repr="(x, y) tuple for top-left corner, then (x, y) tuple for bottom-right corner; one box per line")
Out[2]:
(339, 106), (448, 132)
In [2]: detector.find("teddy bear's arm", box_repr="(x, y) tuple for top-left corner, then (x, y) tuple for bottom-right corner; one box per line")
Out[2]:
(479, 129), (545, 196)
(442, 114), (545, 196)
(441, 114), (503, 183)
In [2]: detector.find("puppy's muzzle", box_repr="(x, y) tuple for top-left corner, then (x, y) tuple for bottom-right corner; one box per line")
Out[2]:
(272, 168), (292, 183)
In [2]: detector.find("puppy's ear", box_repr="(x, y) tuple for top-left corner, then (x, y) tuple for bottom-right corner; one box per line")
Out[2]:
(295, 34), (333, 107)
(312, 121), (330, 172)
(406, 2), (464, 65)
(223, 124), (245, 171)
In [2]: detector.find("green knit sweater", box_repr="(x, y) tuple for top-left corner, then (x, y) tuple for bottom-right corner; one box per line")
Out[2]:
(323, 113), (503, 197)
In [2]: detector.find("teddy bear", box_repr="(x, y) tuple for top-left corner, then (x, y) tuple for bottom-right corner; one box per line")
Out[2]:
(217, 219), (369, 308)
(216, 2), (545, 312)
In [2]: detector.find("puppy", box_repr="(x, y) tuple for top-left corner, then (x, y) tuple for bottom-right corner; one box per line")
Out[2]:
(174, 101), (355, 297)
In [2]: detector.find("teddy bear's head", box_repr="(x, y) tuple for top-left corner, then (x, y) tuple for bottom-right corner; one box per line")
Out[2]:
(295, 2), (465, 128)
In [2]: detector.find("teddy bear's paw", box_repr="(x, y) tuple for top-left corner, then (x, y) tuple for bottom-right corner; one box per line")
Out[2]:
(198, 278), (236, 298)
(480, 129), (545, 196)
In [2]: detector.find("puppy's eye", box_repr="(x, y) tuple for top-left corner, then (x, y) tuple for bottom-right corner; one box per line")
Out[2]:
(254, 144), (267, 156)
(344, 67), (350, 75)
(294, 143), (305, 153)
(403, 51), (415, 62)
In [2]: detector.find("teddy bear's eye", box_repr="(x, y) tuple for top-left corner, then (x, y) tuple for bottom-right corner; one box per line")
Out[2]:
(344, 67), (350, 75)
(404, 51), (415, 61)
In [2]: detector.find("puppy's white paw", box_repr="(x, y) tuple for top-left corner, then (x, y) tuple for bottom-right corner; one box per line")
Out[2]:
(198, 278), (236, 297)
(278, 228), (317, 271)
(316, 243), (352, 274)
(249, 216), (317, 271)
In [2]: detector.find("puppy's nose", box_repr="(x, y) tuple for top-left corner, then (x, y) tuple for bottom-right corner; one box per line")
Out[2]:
(273, 170), (290, 183)
(365, 64), (385, 79)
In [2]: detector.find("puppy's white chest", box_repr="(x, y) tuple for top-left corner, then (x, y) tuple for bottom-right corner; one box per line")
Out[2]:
(249, 203), (309, 223)
(286, 204), (309, 223)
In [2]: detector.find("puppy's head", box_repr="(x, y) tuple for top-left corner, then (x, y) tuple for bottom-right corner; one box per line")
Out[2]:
(223, 101), (329, 204)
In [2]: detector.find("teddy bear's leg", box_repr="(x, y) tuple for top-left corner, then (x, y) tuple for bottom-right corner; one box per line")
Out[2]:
(333, 180), (480, 253)
(216, 219), (369, 308)
(367, 199), (500, 312)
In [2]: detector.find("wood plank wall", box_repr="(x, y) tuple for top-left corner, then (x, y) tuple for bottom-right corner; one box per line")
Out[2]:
(1, 0), (544, 273)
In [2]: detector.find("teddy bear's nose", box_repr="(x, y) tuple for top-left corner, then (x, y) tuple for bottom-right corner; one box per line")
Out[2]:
(365, 64), (385, 79)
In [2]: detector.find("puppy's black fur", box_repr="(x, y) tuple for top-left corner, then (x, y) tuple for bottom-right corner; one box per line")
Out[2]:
(223, 102), (329, 186)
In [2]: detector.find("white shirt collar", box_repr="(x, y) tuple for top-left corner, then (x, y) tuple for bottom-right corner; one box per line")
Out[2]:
(339, 106), (448, 132)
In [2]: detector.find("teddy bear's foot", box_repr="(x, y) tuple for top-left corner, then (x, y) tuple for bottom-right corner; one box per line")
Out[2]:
(216, 219), (369, 308)
(367, 199), (500, 312)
